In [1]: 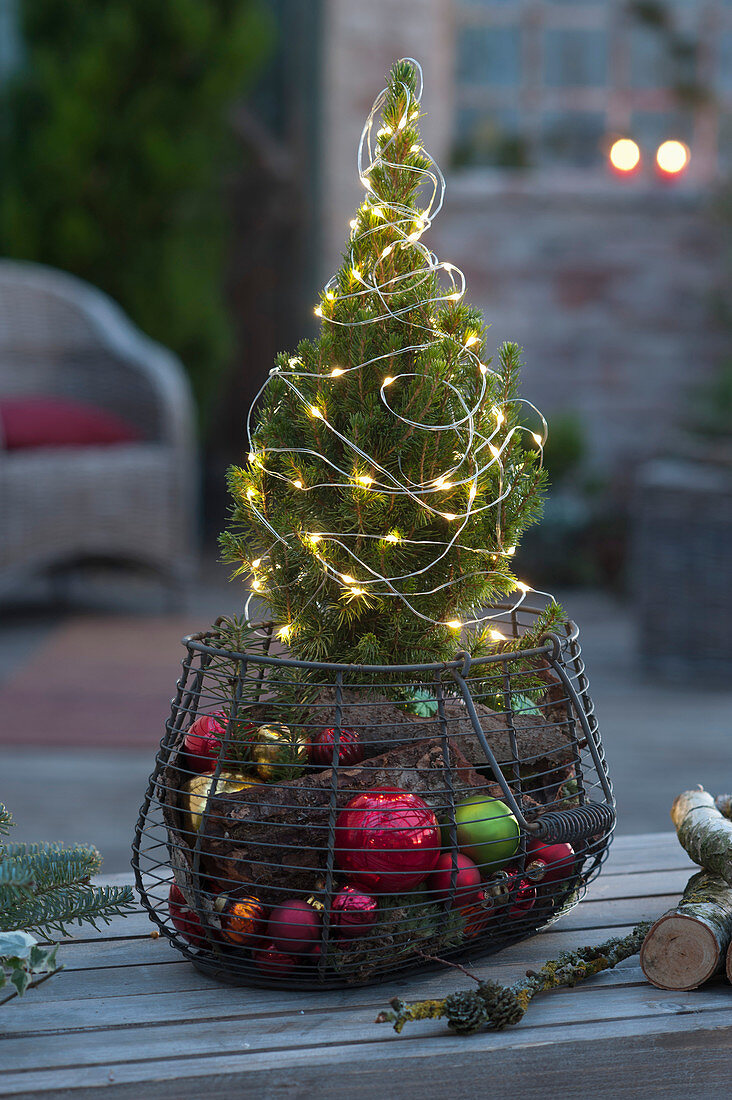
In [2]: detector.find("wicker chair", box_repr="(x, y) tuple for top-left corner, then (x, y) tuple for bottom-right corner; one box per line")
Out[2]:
(0, 260), (198, 603)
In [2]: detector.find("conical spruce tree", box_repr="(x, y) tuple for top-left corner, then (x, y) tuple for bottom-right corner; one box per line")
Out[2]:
(221, 59), (550, 666)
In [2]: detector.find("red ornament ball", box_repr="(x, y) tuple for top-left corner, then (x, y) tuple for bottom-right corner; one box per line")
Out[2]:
(168, 883), (204, 947)
(502, 867), (537, 919)
(309, 726), (364, 768)
(267, 899), (322, 955)
(335, 786), (441, 893)
(526, 839), (576, 884)
(330, 885), (378, 938)
(252, 941), (297, 976)
(184, 713), (225, 774)
(427, 852), (482, 908)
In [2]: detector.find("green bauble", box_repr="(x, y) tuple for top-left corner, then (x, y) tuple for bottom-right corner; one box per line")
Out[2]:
(454, 795), (520, 872)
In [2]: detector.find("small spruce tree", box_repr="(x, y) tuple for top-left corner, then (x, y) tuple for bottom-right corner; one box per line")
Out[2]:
(221, 59), (551, 666)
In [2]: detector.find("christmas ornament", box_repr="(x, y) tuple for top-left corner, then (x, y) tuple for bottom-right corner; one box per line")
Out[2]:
(329, 884), (379, 938)
(182, 771), (256, 833)
(214, 893), (267, 949)
(525, 839), (576, 884)
(252, 941), (297, 976)
(252, 723), (308, 780)
(183, 713), (225, 774)
(309, 726), (364, 768)
(267, 899), (322, 955)
(462, 890), (496, 938)
(168, 883), (204, 947)
(335, 787), (440, 893)
(506, 873), (536, 919)
(427, 852), (482, 908)
(454, 794), (520, 872)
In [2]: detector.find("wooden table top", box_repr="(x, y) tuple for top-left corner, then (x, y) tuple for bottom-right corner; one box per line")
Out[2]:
(1, 832), (730, 1099)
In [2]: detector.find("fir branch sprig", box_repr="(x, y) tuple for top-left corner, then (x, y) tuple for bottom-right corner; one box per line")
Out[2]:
(0, 804), (134, 1001)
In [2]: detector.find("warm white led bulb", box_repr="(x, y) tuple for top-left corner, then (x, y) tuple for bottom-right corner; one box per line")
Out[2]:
(516, 581), (530, 593)
(292, 479), (304, 489)
(314, 305), (323, 317)
(309, 406), (323, 419)
(251, 557), (262, 569)
(331, 367), (345, 377)
(341, 573), (355, 584)
(442, 512), (457, 521)
(532, 432), (542, 445)
(489, 629), (505, 642)
(489, 444), (500, 459)
(383, 376), (395, 386)
(446, 619), (462, 630)
(246, 487), (256, 499)
(385, 532), (400, 543)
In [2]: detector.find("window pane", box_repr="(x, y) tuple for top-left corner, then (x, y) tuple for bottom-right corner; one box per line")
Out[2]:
(454, 106), (529, 168)
(630, 110), (692, 149)
(541, 111), (606, 166)
(456, 26), (521, 86)
(719, 32), (732, 93)
(544, 29), (607, 88)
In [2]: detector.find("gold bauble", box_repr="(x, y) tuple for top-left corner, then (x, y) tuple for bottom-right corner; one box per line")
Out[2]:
(252, 723), (308, 781)
(182, 771), (256, 834)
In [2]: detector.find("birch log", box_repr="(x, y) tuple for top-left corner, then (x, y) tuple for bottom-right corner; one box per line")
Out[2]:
(670, 788), (732, 884)
(640, 870), (732, 990)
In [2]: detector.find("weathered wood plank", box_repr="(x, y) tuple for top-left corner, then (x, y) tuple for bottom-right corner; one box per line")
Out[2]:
(0, 956), (652, 1037)
(1, 978), (730, 1073)
(0, 1008), (730, 1099)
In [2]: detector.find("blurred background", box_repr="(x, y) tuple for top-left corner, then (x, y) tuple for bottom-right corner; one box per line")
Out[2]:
(1, 0), (730, 869)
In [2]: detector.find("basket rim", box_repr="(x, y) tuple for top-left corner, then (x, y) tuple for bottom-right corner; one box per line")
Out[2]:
(180, 604), (579, 674)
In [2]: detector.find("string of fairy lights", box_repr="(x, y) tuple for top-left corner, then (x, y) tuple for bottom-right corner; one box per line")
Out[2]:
(242, 59), (553, 643)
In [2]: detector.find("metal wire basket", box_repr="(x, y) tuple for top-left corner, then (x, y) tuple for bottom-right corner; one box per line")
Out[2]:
(132, 605), (615, 989)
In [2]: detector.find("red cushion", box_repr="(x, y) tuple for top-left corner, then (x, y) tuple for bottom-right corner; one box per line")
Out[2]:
(0, 397), (140, 449)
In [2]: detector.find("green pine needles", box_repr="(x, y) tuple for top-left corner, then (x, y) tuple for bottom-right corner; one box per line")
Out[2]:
(0, 802), (134, 1002)
(221, 59), (549, 666)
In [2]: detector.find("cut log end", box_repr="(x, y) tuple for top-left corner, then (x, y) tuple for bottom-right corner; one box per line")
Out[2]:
(640, 914), (722, 991)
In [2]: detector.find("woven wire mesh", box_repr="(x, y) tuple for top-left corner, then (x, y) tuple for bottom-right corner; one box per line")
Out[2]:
(132, 606), (615, 989)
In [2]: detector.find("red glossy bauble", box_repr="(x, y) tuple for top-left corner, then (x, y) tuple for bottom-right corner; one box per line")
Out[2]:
(335, 787), (440, 893)
(267, 899), (322, 955)
(526, 839), (576, 884)
(501, 867), (536, 918)
(184, 713), (226, 773)
(462, 890), (496, 938)
(427, 852), (482, 908)
(329, 885), (378, 938)
(168, 883), (205, 947)
(309, 726), (364, 768)
(252, 941), (297, 976)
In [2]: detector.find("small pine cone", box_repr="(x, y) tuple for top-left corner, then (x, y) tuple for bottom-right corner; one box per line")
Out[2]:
(477, 980), (524, 1029)
(443, 990), (486, 1035)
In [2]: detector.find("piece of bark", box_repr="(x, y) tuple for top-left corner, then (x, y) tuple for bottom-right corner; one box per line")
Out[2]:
(239, 686), (580, 770)
(195, 738), (540, 905)
(640, 870), (732, 990)
(671, 789), (732, 885)
(727, 937), (732, 983)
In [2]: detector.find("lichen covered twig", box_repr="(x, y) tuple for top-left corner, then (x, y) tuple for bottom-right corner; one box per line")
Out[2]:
(377, 922), (651, 1034)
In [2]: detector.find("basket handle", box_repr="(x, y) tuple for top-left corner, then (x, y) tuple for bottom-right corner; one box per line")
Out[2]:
(525, 802), (616, 845)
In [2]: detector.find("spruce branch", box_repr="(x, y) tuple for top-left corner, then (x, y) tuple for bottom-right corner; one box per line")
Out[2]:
(376, 922), (652, 1034)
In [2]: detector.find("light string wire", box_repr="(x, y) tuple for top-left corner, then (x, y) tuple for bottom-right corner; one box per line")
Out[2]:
(241, 59), (553, 640)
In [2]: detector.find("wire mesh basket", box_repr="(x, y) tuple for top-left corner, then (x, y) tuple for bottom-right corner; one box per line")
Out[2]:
(132, 605), (615, 989)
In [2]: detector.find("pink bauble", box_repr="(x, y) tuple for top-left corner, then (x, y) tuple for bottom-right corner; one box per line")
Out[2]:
(168, 883), (204, 947)
(184, 713), (225, 774)
(526, 839), (576, 884)
(267, 899), (321, 954)
(252, 941), (297, 976)
(309, 727), (364, 768)
(335, 787), (440, 892)
(427, 852), (482, 908)
(330, 885), (378, 938)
